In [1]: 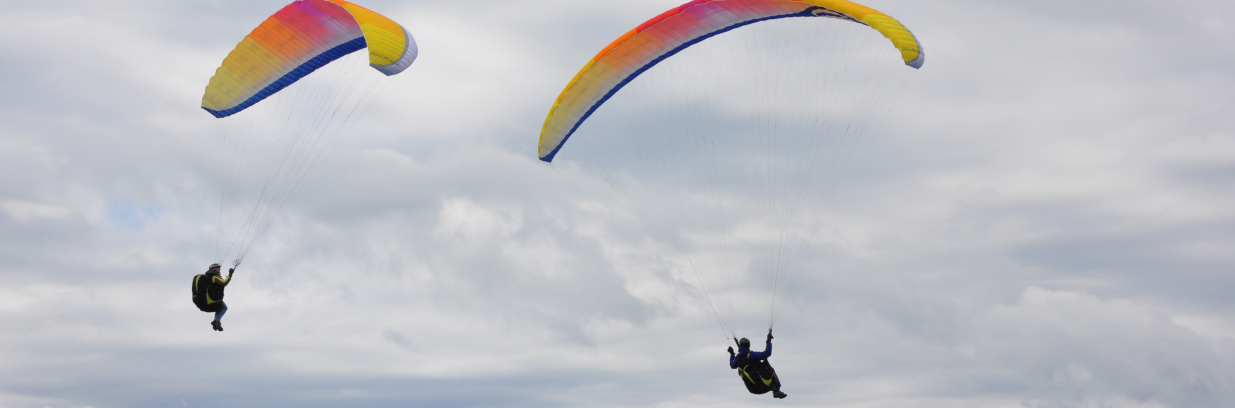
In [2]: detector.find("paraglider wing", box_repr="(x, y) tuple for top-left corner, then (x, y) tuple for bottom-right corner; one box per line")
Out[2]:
(536, 0), (923, 162)
(201, 0), (418, 118)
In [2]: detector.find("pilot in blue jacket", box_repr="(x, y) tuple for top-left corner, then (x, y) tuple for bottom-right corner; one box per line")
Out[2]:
(728, 330), (786, 399)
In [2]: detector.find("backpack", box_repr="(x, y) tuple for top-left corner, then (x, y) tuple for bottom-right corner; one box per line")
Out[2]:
(191, 274), (225, 310)
(736, 351), (778, 395)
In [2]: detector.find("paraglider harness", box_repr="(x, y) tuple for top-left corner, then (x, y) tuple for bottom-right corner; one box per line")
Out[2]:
(734, 349), (781, 395)
(191, 272), (225, 312)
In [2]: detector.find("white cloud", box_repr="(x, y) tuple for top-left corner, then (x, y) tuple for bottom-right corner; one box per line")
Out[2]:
(1, 200), (72, 222)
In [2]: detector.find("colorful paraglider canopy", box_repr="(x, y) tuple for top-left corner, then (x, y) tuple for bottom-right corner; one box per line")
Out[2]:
(537, 0), (924, 162)
(201, 0), (418, 118)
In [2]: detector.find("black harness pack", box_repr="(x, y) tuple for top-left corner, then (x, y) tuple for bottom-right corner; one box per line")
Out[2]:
(735, 351), (781, 395)
(191, 274), (225, 312)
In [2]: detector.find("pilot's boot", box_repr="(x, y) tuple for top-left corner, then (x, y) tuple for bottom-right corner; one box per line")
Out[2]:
(772, 390), (787, 399)
(211, 320), (223, 332)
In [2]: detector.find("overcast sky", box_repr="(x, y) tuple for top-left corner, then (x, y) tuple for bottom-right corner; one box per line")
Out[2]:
(1, 0), (1234, 407)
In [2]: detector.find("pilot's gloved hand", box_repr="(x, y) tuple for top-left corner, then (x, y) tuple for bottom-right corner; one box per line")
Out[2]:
(727, 346), (735, 355)
(767, 330), (773, 342)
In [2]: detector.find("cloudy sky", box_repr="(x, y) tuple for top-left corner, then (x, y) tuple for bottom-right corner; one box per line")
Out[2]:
(2, 0), (1234, 407)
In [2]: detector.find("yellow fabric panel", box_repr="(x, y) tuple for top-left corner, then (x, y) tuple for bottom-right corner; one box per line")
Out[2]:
(804, 0), (921, 63)
(203, 37), (284, 110)
(332, 1), (402, 34)
(202, 66), (247, 111)
(359, 23), (404, 65)
(228, 37), (284, 90)
(328, 0), (408, 67)
(541, 58), (600, 138)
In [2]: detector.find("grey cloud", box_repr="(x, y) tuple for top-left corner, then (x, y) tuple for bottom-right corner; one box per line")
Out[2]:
(1, 0), (1233, 407)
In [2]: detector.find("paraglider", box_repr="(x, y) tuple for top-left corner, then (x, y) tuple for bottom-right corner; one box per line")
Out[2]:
(193, 0), (417, 330)
(537, 0), (924, 395)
